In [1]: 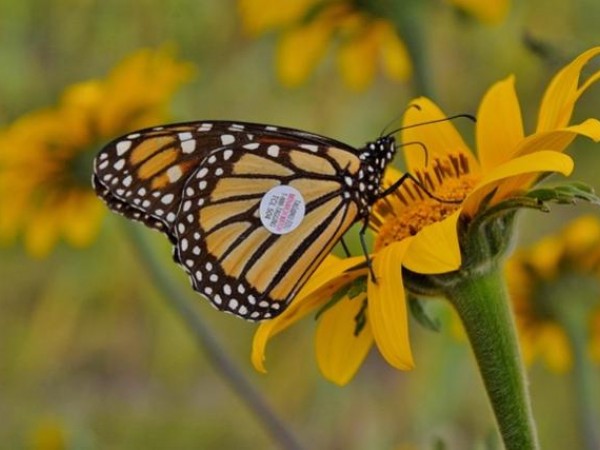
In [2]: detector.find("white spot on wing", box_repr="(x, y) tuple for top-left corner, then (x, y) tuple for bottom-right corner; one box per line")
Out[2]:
(161, 193), (174, 204)
(167, 165), (183, 182)
(220, 134), (235, 145)
(116, 141), (132, 156)
(300, 144), (319, 152)
(181, 140), (196, 154)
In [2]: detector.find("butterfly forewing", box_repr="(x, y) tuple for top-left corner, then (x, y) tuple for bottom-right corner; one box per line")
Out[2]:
(175, 140), (362, 320)
(93, 121), (355, 233)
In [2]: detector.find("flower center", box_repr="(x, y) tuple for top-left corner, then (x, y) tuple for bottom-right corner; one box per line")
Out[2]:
(372, 153), (479, 251)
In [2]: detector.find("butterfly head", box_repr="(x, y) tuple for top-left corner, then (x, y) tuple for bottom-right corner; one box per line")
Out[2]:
(358, 135), (397, 202)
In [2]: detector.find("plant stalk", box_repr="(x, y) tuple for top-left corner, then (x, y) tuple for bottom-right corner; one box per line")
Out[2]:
(446, 265), (539, 450)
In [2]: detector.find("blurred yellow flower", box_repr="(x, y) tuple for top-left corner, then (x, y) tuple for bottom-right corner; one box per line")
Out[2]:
(252, 47), (600, 385)
(507, 215), (600, 372)
(238, 0), (411, 90)
(0, 47), (194, 257)
(238, 0), (511, 90)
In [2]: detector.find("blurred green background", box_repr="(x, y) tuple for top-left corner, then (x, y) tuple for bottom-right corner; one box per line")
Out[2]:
(1, 1), (599, 449)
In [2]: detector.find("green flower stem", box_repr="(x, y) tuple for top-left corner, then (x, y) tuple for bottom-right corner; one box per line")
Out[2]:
(558, 300), (600, 450)
(445, 265), (539, 450)
(122, 223), (305, 450)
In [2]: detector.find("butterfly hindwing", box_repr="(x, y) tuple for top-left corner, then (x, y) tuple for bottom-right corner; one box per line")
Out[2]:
(174, 139), (362, 320)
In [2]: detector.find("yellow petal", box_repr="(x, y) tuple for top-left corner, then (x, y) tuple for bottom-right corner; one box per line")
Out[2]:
(527, 235), (563, 279)
(277, 19), (333, 87)
(537, 47), (600, 132)
(378, 22), (411, 82)
(402, 97), (478, 173)
(476, 75), (524, 171)
(517, 326), (536, 367)
(24, 203), (60, 258)
(97, 46), (195, 136)
(368, 240), (414, 370)
(237, 0), (319, 35)
(563, 215), (600, 257)
(402, 211), (461, 274)
(538, 324), (572, 372)
(462, 150), (574, 216)
(315, 292), (373, 385)
(251, 255), (366, 373)
(337, 25), (378, 91)
(61, 191), (105, 247)
(515, 119), (600, 157)
(447, 0), (510, 24)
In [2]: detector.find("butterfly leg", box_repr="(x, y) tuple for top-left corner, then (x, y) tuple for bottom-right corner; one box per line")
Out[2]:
(358, 218), (377, 283)
(339, 237), (352, 257)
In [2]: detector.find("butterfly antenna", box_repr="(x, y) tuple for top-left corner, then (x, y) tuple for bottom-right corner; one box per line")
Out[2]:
(384, 112), (476, 138)
(379, 104), (421, 138)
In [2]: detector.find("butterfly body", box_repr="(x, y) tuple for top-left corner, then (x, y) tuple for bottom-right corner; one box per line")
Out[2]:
(93, 121), (397, 320)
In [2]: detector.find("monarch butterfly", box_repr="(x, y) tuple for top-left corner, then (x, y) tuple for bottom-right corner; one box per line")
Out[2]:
(92, 120), (420, 321)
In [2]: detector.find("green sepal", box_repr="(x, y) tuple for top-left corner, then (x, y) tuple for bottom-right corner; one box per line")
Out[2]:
(526, 181), (600, 205)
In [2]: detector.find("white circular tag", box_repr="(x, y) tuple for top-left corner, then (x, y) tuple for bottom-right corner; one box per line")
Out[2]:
(259, 185), (306, 235)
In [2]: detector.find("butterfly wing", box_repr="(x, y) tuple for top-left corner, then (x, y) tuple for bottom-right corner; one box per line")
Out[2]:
(93, 121), (364, 320)
(175, 138), (363, 320)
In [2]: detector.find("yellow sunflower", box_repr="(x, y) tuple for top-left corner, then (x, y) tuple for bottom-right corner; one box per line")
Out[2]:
(507, 215), (600, 372)
(238, 0), (411, 90)
(0, 47), (194, 257)
(252, 47), (600, 385)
